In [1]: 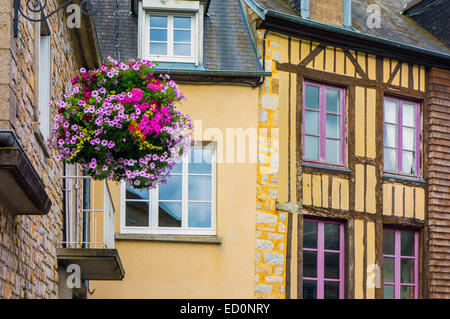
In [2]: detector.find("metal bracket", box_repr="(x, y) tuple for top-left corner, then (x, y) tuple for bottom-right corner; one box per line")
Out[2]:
(13, 0), (97, 37)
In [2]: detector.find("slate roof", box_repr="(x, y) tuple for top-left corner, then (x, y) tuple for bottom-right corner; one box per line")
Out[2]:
(402, 0), (450, 47)
(251, 0), (450, 56)
(92, 0), (263, 73)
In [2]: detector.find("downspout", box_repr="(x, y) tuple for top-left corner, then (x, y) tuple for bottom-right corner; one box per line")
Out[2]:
(257, 30), (269, 87)
(239, 0), (268, 88)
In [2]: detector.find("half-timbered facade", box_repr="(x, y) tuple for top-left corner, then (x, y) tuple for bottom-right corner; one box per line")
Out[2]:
(245, 0), (450, 299)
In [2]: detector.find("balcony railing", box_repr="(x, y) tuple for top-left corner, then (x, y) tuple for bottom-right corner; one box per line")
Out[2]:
(60, 166), (115, 249)
(57, 165), (124, 282)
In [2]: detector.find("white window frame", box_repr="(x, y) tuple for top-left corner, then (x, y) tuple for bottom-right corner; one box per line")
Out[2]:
(120, 143), (216, 236)
(38, 28), (51, 140)
(138, 0), (204, 65)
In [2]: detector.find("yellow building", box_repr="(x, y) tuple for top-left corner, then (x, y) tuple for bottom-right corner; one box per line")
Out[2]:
(246, 0), (450, 299)
(86, 0), (267, 298)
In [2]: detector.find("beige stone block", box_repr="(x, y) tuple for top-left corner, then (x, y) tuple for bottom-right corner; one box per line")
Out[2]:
(0, 14), (10, 49)
(0, 1), (11, 13)
(0, 84), (9, 121)
(265, 276), (283, 284)
(0, 50), (10, 84)
(255, 264), (271, 274)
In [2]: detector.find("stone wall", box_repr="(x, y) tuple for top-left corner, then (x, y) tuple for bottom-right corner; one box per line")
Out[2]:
(0, 0), (85, 298)
(254, 31), (288, 299)
(309, 0), (344, 26)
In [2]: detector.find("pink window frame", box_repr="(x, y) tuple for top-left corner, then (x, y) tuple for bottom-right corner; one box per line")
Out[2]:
(303, 80), (346, 169)
(303, 218), (345, 299)
(383, 228), (419, 299)
(383, 97), (421, 176)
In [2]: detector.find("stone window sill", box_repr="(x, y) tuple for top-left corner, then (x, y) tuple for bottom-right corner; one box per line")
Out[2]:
(115, 233), (222, 245)
(33, 126), (51, 158)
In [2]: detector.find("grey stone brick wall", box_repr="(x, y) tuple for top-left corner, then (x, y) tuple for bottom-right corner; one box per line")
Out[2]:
(0, 0), (88, 298)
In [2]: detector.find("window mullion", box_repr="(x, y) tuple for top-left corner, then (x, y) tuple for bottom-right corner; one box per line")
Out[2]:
(394, 230), (401, 299)
(317, 222), (325, 299)
(151, 185), (158, 231)
(168, 15), (173, 57)
(398, 101), (403, 173)
(415, 103), (420, 176)
(340, 87), (345, 165)
(414, 232), (419, 298)
(320, 86), (326, 161)
(339, 223), (345, 298)
(182, 157), (188, 230)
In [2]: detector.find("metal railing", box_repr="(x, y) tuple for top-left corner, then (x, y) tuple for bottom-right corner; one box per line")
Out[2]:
(60, 165), (115, 249)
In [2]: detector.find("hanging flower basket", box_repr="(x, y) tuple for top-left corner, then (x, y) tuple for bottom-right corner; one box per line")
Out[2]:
(49, 57), (192, 189)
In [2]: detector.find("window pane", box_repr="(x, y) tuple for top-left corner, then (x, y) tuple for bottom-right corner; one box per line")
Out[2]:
(401, 231), (415, 256)
(150, 29), (167, 42)
(159, 175), (182, 200)
(150, 42), (167, 55)
(305, 136), (319, 161)
(326, 89), (340, 113)
(402, 127), (415, 151)
(305, 110), (319, 135)
(189, 147), (212, 174)
(401, 286), (414, 299)
(401, 259), (414, 284)
(303, 280), (317, 299)
(150, 15), (167, 28)
(303, 251), (317, 278)
(188, 202), (212, 228)
(174, 43), (191, 56)
(384, 285), (394, 299)
(384, 148), (397, 171)
(303, 221), (317, 249)
(384, 257), (394, 283)
(188, 175), (212, 201)
(403, 103), (416, 127)
(326, 114), (340, 138)
(402, 151), (415, 175)
(324, 223), (340, 250)
(325, 139), (340, 164)
(172, 161), (182, 173)
(174, 30), (191, 42)
(324, 281), (339, 299)
(383, 229), (395, 255)
(305, 85), (320, 109)
(324, 253), (340, 279)
(174, 16), (191, 29)
(384, 124), (397, 148)
(126, 184), (149, 200)
(384, 99), (397, 123)
(158, 202), (182, 227)
(126, 201), (149, 227)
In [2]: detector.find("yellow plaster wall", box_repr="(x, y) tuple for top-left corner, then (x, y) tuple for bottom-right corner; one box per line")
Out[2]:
(89, 83), (259, 298)
(383, 59), (425, 91)
(355, 87), (376, 159)
(354, 219), (365, 299)
(382, 182), (426, 220)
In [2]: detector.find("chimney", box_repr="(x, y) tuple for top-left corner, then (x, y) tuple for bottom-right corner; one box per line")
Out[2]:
(304, 0), (352, 27)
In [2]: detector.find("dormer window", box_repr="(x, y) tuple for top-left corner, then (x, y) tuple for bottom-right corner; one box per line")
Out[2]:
(139, 0), (204, 65)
